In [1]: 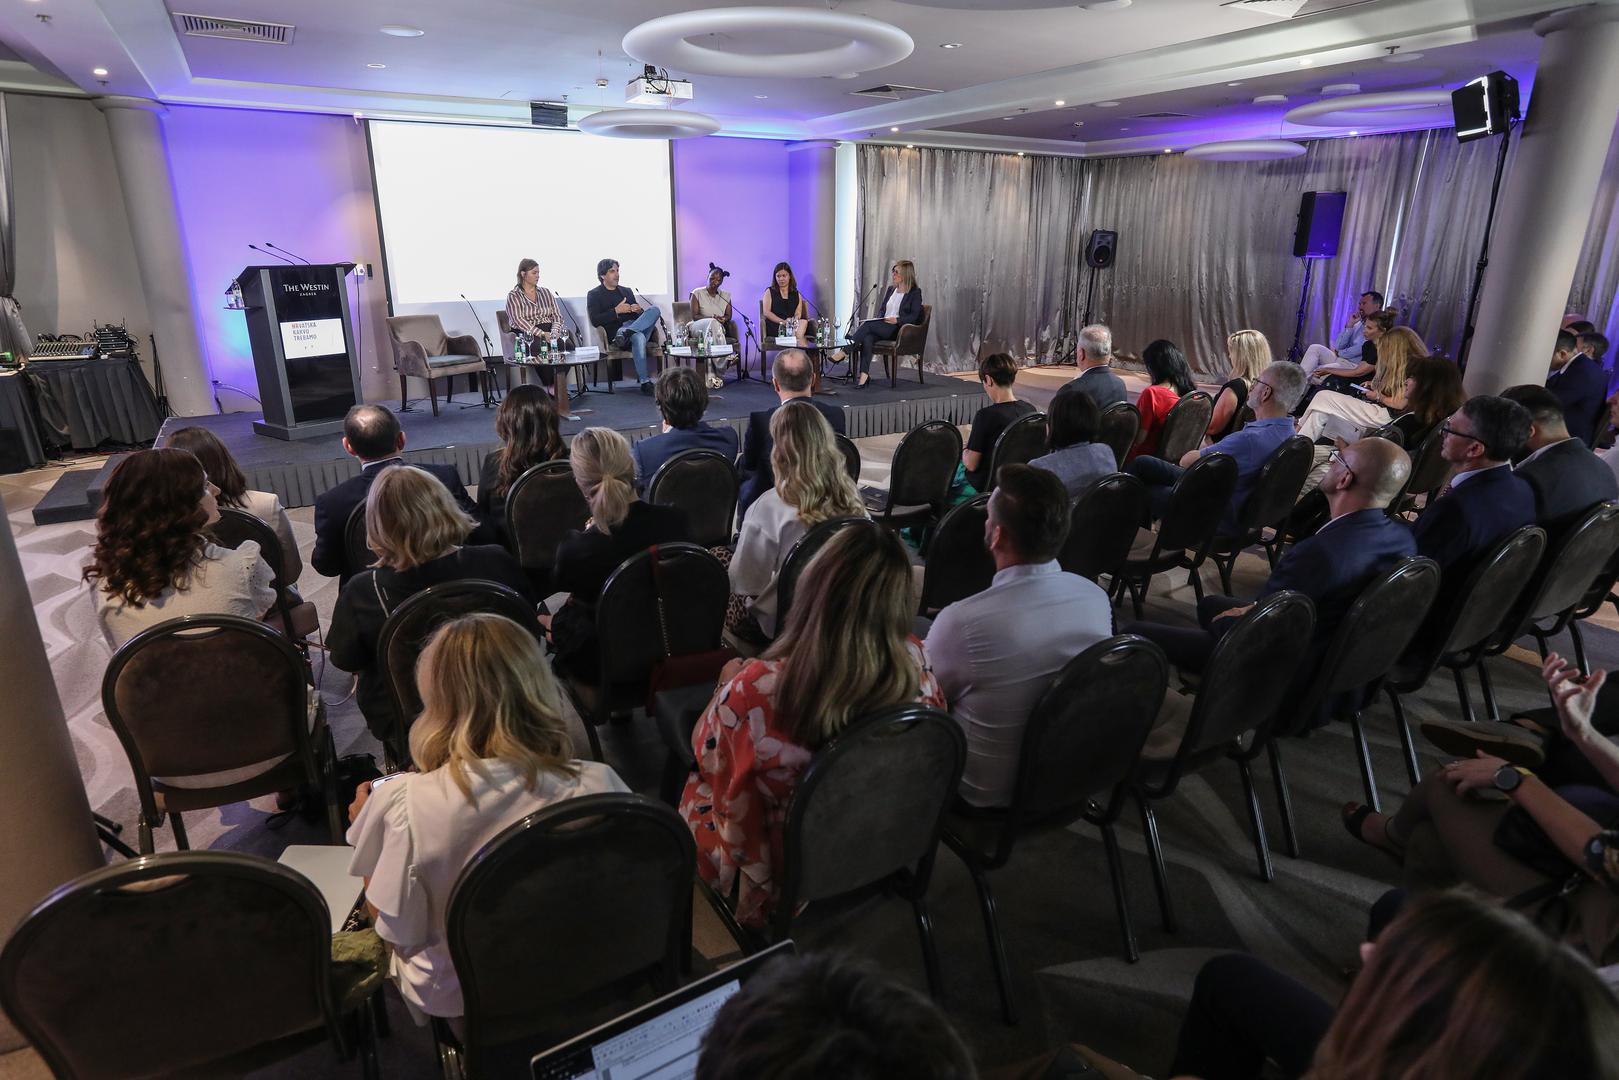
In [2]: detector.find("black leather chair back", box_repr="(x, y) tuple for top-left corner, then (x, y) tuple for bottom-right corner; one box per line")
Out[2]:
(1398, 428), (1449, 509)
(1155, 391), (1213, 463)
(986, 412), (1048, 489)
(507, 460), (590, 573)
(887, 420), (963, 511)
(920, 495), (995, 613)
(646, 449), (739, 548)
(777, 517), (873, 633)
(1228, 435), (1315, 540)
(835, 433), (862, 482)
(1098, 402), (1140, 468)
(344, 501), (376, 576)
(1523, 503), (1619, 624)
(209, 507), (296, 628)
(1440, 526), (1546, 659)
(1061, 472), (1148, 581)
(596, 543), (728, 688)
(1155, 452), (1238, 557)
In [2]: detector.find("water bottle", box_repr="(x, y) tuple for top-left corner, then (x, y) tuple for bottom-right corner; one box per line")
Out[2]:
(515, 335), (527, 364)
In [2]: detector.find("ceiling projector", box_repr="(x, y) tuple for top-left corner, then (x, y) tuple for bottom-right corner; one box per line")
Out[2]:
(627, 65), (694, 105)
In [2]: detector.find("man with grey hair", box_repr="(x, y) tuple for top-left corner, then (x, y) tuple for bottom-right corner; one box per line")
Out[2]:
(1127, 360), (1306, 530)
(1055, 323), (1127, 409)
(738, 349), (846, 517)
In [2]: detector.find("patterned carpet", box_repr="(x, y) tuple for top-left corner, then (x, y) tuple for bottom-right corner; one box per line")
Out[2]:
(3, 444), (1612, 1079)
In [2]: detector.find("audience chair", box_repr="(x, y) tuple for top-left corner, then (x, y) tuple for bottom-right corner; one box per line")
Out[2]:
(1098, 402), (1141, 469)
(1565, 546), (1619, 676)
(505, 460), (590, 597)
(102, 615), (341, 853)
(835, 433), (862, 483)
(861, 420), (963, 531)
(437, 794), (695, 1079)
(986, 412), (1049, 490)
(345, 502), (378, 579)
(375, 581), (544, 763)
(1060, 472), (1148, 585)
(646, 449), (739, 549)
(776, 517), (875, 633)
(592, 321), (665, 389)
(386, 314), (487, 417)
(1115, 453), (1239, 619)
(0, 852), (379, 1080)
(1153, 391), (1214, 464)
(1364, 419), (1405, 448)
(1133, 591), (1315, 911)
(1267, 557), (1440, 845)
(1209, 435), (1315, 594)
(873, 304), (934, 388)
(209, 506), (319, 643)
(709, 705), (965, 1002)
(569, 543), (729, 760)
(942, 636), (1169, 1023)
(1385, 526), (1546, 772)
(1389, 429), (1448, 519)
(919, 495), (996, 616)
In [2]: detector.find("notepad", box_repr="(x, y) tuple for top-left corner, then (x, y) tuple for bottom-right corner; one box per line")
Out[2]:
(279, 845), (365, 933)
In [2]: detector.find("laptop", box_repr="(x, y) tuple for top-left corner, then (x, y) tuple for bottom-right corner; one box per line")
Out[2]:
(531, 941), (794, 1080)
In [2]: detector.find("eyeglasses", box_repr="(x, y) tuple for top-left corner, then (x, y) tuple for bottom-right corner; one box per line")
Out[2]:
(1328, 449), (1356, 486)
(1439, 423), (1484, 445)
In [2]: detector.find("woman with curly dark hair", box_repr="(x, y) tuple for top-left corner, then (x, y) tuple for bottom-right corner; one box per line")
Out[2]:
(85, 447), (276, 647)
(477, 384), (566, 544)
(166, 425), (301, 581)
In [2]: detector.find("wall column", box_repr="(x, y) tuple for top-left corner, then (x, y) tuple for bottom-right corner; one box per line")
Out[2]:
(787, 140), (838, 326)
(0, 504), (102, 1050)
(1465, 4), (1619, 394)
(95, 96), (215, 417)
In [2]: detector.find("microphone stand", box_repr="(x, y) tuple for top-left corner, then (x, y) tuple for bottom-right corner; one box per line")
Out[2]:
(739, 312), (761, 383)
(841, 282), (879, 384)
(461, 293), (499, 405)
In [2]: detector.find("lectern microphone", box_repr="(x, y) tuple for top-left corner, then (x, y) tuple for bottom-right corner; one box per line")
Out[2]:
(266, 242), (312, 265)
(248, 243), (295, 265)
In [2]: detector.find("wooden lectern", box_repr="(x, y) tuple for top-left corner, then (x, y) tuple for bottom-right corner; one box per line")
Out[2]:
(235, 263), (361, 441)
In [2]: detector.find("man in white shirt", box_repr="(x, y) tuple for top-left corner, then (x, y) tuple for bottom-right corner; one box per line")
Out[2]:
(926, 464), (1112, 808)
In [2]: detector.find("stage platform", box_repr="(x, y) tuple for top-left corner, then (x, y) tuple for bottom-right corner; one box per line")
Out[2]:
(85, 368), (986, 514)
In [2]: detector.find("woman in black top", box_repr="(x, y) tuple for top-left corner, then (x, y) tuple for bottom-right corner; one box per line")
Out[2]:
(477, 384), (566, 546)
(762, 262), (807, 343)
(961, 353), (1036, 492)
(1207, 329), (1271, 442)
(328, 465), (534, 746)
(549, 426), (691, 680)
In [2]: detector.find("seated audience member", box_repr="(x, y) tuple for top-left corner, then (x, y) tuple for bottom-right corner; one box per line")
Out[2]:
(729, 401), (867, 640)
(476, 384), (566, 545)
(1124, 338), (1196, 464)
(312, 404), (479, 584)
(1550, 328), (1610, 447)
(1126, 437), (1413, 674)
(1580, 330), (1610, 367)
(550, 427), (690, 680)
(1500, 384), (1619, 531)
(927, 465), (1112, 808)
(328, 466), (533, 747)
(1167, 890), (1619, 1080)
(87, 447), (276, 648)
(961, 352), (1037, 492)
(1028, 389), (1115, 498)
(695, 952), (977, 1080)
(631, 366), (740, 489)
(1296, 325), (1426, 443)
(1128, 360), (1305, 529)
(1298, 289), (1384, 378)
(681, 525), (944, 927)
(347, 613), (628, 1021)
(737, 349), (845, 518)
(1346, 655), (1619, 964)
(1206, 329), (1270, 442)
(167, 426), (301, 582)
(1054, 323), (1127, 410)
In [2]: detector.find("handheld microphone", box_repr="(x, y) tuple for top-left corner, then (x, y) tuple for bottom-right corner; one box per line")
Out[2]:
(460, 293), (495, 356)
(265, 242), (311, 265)
(249, 243), (295, 265)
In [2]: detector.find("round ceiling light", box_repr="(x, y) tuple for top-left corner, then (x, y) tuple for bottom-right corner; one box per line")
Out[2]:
(1185, 139), (1308, 161)
(1095, 100), (1120, 108)
(1083, 0), (1134, 9)
(1254, 94), (1288, 104)
(1384, 51), (1425, 64)
(379, 25), (424, 37)
(622, 7), (913, 78)
(578, 108), (721, 140)
(1284, 90), (1451, 128)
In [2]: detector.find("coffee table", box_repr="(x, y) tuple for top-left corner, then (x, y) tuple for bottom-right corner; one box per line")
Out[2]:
(799, 339), (853, 394)
(505, 355), (601, 420)
(668, 343), (735, 388)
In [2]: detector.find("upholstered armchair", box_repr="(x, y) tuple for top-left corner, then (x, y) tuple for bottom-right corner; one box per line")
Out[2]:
(591, 319), (666, 388)
(495, 310), (517, 363)
(385, 314), (487, 416)
(872, 304), (933, 387)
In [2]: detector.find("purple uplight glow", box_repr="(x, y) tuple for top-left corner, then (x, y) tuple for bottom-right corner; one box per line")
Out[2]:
(671, 136), (795, 328)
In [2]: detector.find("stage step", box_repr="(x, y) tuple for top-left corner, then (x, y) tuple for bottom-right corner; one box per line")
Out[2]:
(32, 455), (125, 525)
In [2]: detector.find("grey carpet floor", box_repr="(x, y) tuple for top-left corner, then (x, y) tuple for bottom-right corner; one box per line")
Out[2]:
(4, 451), (1613, 1080)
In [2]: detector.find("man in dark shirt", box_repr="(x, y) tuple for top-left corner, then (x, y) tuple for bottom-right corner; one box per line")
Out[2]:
(1547, 328), (1607, 447)
(632, 366), (740, 490)
(586, 258), (661, 394)
(962, 352), (1037, 491)
(737, 349), (845, 519)
(1054, 324), (1128, 410)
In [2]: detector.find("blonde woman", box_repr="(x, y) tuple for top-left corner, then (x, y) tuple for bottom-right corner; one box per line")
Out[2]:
(346, 613), (628, 1020)
(1207, 330), (1271, 441)
(549, 427), (691, 677)
(850, 259), (922, 388)
(328, 466), (533, 745)
(729, 401), (868, 639)
(681, 524), (945, 927)
(1297, 326), (1430, 443)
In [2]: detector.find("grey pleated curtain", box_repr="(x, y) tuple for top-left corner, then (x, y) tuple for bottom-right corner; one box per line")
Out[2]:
(0, 94), (32, 357)
(1568, 126), (1619, 356)
(858, 126), (1615, 376)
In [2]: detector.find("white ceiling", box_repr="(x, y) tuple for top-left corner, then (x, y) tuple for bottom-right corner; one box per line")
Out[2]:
(0, 0), (1573, 155)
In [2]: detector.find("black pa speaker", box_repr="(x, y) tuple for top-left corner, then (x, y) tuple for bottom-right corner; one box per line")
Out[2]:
(529, 101), (568, 128)
(1452, 70), (1520, 143)
(1293, 192), (1347, 259)
(1085, 229), (1117, 269)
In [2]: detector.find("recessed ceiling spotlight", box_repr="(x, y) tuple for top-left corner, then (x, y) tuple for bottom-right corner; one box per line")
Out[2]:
(754, 94), (768, 99)
(1298, 57), (1313, 67)
(1121, 126), (1131, 131)
(379, 25), (424, 37)
(1002, 116), (1015, 121)
(1073, 121), (1084, 126)
(1348, 129), (1359, 135)
(1163, 148), (1171, 153)
(92, 67), (109, 76)
(940, 42), (964, 49)
(1017, 151), (1025, 157)
(1226, 81), (1243, 87)
(1082, 0), (1133, 9)
(906, 143), (914, 148)
(366, 63), (386, 69)
(1323, 83), (1360, 95)
(1384, 51), (1424, 64)
(1095, 100), (1120, 108)
(1054, 100), (1065, 106)
(889, 126), (900, 132)
(1254, 94), (1289, 104)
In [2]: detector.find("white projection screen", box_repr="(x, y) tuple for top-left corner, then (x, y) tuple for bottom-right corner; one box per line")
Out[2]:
(367, 120), (675, 331)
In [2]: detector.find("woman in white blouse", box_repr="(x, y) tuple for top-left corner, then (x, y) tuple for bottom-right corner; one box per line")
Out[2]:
(86, 447), (277, 648)
(346, 612), (628, 1021)
(729, 400), (867, 639)
(167, 425), (301, 581)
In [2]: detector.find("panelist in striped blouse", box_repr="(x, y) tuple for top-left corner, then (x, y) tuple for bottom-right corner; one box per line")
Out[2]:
(505, 258), (563, 347)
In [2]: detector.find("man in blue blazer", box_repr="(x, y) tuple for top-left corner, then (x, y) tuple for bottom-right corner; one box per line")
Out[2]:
(311, 404), (482, 584)
(631, 366), (740, 492)
(1547, 328), (1608, 447)
(1126, 436), (1416, 672)
(1502, 384), (1618, 533)
(737, 349), (846, 520)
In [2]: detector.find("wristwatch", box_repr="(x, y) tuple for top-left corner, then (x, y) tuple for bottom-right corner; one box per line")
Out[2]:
(1493, 764), (1530, 793)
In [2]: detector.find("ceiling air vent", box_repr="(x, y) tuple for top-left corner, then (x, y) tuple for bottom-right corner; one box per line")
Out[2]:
(850, 84), (942, 101)
(1221, 0), (1375, 18)
(172, 13), (295, 45)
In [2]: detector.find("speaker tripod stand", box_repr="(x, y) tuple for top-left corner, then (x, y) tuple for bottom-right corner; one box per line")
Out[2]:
(1287, 258), (1315, 363)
